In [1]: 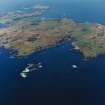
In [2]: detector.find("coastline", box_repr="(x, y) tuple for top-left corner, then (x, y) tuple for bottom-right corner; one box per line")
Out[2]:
(1, 4), (105, 59)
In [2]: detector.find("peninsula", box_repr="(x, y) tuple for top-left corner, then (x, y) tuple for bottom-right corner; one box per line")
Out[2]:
(0, 4), (105, 58)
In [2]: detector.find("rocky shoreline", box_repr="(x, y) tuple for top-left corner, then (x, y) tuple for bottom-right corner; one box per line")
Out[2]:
(1, 5), (105, 58)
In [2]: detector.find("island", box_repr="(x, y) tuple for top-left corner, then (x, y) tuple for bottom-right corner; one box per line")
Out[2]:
(20, 62), (43, 78)
(0, 4), (105, 58)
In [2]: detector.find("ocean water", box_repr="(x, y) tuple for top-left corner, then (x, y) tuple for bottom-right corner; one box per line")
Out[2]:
(1, 0), (105, 105)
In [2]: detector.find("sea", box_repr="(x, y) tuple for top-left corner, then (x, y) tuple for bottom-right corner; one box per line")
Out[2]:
(0, 0), (105, 105)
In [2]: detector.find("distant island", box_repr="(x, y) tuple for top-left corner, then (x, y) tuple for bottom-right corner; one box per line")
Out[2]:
(0, 4), (105, 58)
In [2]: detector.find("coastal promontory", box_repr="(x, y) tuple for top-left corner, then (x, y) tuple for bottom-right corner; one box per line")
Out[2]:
(0, 4), (105, 58)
